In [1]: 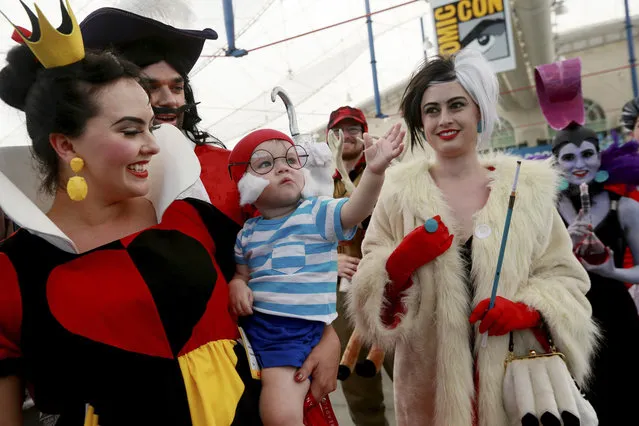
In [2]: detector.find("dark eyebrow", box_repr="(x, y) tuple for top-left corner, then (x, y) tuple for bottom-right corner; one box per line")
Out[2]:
(423, 96), (468, 108)
(111, 116), (146, 127)
(142, 77), (184, 85)
(447, 96), (468, 104)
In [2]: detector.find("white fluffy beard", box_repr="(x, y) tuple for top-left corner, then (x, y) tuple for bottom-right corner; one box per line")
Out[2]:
(237, 173), (270, 206)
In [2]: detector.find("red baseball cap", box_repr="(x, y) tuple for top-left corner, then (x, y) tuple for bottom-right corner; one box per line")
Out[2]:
(327, 106), (368, 133)
(228, 129), (294, 182)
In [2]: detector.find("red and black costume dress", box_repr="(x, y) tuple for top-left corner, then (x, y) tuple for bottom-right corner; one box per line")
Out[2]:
(0, 131), (261, 425)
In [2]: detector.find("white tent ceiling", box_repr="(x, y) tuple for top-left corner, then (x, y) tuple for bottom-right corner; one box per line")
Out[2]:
(0, 0), (632, 148)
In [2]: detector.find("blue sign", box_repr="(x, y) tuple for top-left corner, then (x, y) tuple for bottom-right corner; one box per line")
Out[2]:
(506, 144), (552, 159)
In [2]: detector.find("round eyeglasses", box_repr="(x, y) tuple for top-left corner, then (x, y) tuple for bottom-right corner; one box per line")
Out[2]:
(229, 145), (309, 178)
(331, 126), (363, 136)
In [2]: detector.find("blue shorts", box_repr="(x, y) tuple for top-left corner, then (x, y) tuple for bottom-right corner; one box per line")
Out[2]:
(240, 312), (324, 369)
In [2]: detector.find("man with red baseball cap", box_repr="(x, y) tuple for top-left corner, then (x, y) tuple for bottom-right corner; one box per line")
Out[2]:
(328, 107), (368, 171)
(328, 106), (395, 426)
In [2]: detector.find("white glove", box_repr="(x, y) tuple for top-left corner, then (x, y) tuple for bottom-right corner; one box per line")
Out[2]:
(295, 134), (335, 198)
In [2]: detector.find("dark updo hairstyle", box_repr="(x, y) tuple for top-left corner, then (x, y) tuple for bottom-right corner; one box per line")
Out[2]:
(551, 122), (599, 156)
(0, 44), (143, 193)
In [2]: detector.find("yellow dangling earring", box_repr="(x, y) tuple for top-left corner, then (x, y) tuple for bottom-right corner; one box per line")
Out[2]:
(66, 157), (88, 201)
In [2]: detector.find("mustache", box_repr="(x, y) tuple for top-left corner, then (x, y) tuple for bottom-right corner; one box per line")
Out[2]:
(152, 102), (200, 116)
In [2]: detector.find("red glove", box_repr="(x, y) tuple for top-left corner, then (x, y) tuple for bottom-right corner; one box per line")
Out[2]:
(469, 296), (541, 336)
(382, 216), (454, 328)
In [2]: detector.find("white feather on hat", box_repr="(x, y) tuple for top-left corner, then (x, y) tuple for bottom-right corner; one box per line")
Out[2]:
(114, 0), (196, 29)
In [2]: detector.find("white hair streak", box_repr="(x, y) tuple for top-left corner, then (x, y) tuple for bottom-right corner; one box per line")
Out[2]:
(114, 0), (196, 28)
(452, 48), (500, 148)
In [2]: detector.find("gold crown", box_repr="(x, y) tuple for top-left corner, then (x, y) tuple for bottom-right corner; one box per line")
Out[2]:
(1, 0), (85, 69)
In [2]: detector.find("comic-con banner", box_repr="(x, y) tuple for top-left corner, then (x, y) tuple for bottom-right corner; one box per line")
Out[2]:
(431, 0), (516, 74)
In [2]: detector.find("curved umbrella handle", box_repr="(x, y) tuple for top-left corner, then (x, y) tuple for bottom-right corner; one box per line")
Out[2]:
(271, 86), (299, 137)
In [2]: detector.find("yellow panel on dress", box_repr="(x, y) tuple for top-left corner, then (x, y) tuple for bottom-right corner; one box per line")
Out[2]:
(83, 404), (99, 426)
(178, 339), (246, 426)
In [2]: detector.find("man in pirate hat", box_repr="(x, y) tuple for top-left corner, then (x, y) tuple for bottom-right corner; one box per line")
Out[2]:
(80, 6), (248, 224)
(80, 5), (342, 405)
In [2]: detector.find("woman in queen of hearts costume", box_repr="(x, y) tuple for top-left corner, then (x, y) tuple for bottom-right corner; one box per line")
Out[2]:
(536, 58), (639, 425)
(346, 48), (598, 426)
(0, 1), (340, 425)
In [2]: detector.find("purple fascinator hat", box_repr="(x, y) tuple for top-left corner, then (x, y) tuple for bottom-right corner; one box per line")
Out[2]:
(535, 58), (584, 131)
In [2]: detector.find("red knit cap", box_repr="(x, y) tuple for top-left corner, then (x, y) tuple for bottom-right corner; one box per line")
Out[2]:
(228, 129), (294, 182)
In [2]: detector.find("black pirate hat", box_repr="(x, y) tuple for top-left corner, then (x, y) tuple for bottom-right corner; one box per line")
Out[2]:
(80, 7), (217, 75)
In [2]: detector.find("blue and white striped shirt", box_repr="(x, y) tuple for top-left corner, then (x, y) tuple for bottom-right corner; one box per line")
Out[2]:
(234, 196), (356, 323)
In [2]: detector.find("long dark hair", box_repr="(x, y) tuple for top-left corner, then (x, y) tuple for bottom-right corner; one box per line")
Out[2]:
(182, 78), (224, 147)
(0, 45), (142, 193)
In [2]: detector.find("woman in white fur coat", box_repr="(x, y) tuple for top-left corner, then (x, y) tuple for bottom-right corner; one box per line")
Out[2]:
(348, 49), (599, 426)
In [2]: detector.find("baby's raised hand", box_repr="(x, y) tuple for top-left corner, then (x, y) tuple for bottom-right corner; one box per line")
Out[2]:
(229, 281), (254, 316)
(363, 123), (406, 175)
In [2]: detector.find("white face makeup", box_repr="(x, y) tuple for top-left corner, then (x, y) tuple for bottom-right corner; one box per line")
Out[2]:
(556, 141), (601, 186)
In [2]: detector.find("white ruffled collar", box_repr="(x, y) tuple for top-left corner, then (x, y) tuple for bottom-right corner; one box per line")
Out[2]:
(0, 124), (201, 253)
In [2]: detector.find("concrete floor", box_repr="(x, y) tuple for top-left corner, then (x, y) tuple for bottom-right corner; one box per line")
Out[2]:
(330, 370), (396, 426)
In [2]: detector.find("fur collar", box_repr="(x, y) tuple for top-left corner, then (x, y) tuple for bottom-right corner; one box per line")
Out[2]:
(383, 154), (559, 234)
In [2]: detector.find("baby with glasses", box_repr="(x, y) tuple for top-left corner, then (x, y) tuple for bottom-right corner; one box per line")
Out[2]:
(227, 126), (405, 426)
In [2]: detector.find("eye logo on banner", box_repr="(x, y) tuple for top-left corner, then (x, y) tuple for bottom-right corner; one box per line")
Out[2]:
(431, 0), (516, 73)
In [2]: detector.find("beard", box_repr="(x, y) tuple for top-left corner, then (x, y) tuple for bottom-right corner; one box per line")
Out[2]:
(342, 143), (364, 161)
